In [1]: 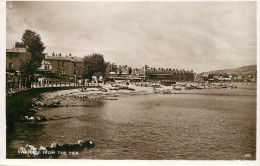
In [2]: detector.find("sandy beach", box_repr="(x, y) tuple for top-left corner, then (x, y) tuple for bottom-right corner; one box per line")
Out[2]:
(37, 82), (256, 106)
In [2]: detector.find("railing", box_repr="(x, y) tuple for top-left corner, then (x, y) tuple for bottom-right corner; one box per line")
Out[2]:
(30, 81), (102, 88)
(6, 81), (103, 94)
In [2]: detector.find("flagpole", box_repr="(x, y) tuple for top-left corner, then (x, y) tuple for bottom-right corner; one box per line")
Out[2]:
(144, 65), (145, 82)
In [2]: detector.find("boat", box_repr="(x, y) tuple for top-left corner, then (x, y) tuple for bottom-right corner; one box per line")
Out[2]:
(173, 86), (181, 90)
(109, 87), (119, 90)
(99, 88), (107, 92)
(161, 81), (176, 86)
(185, 86), (191, 90)
(190, 85), (197, 89)
(118, 86), (128, 90)
(162, 90), (172, 94)
(111, 84), (119, 87)
(155, 89), (161, 93)
(127, 87), (135, 91)
(105, 98), (118, 100)
(151, 84), (162, 88)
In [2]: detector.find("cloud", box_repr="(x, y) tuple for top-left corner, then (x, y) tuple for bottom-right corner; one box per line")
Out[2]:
(6, 1), (256, 73)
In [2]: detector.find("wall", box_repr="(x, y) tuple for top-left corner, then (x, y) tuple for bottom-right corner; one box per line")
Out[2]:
(6, 52), (23, 71)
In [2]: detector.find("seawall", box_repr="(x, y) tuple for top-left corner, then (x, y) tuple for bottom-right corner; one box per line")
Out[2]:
(6, 86), (84, 157)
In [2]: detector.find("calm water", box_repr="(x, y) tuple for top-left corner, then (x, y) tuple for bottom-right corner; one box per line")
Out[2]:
(10, 86), (256, 160)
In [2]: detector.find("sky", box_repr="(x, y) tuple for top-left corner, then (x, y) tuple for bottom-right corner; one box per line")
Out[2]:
(6, 1), (256, 73)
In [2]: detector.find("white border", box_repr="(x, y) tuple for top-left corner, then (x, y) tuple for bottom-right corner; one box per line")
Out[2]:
(0, 0), (6, 163)
(0, 1), (259, 166)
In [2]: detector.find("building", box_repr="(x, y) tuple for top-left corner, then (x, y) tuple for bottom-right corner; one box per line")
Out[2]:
(145, 67), (194, 82)
(105, 63), (132, 81)
(44, 55), (84, 80)
(6, 42), (196, 83)
(37, 59), (52, 74)
(6, 42), (85, 81)
(6, 42), (26, 72)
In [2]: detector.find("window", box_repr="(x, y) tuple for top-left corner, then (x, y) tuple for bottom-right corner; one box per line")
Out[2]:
(74, 69), (77, 75)
(9, 62), (13, 69)
(62, 62), (65, 67)
(74, 63), (77, 67)
(61, 69), (65, 75)
(45, 65), (50, 70)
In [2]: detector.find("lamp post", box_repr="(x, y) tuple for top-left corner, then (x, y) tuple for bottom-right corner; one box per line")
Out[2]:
(74, 75), (76, 86)
(29, 75), (32, 88)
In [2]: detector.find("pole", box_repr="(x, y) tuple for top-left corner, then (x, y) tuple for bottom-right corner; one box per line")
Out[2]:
(75, 75), (76, 86)
(144, 65), (146, 82)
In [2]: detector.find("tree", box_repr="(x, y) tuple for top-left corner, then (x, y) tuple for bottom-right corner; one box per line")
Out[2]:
(128, 67), (132, 75)
(20, 52), (40, 76)
(83, 53), (107, 79)
(20, 30), (45, 85)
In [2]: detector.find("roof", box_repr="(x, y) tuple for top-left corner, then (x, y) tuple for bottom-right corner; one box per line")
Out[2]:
(184, 70), (194, 74)
(43, 61), (51, 65)
(146, 73), (172, 76)
(45, 55), (83, 62)
(6, 48), (26, 53)
(45, 55), (71, 61)
(71, 56), (83, 62)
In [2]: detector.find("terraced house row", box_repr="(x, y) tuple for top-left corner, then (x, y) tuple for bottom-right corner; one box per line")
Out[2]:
(145, 67), (194, 82)
(6, 41), (195, 82)
(6, 42), (84, 80)
(44, 55), (84, 78)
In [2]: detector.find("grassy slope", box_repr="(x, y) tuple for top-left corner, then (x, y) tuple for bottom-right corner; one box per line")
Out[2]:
(209, 65), (256, 75)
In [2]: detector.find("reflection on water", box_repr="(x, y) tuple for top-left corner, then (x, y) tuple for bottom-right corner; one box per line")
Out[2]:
(10, 87), (256, 160)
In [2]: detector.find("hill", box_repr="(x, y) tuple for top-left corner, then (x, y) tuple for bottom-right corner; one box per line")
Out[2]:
(208, 65), (256, 75)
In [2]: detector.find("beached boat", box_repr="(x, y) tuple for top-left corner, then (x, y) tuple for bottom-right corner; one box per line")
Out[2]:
(118, 86), (128, 90)
(162, 90), (172, 94)
(111, 84), (119, 87)
(99, 88), (107, 92)
(151, 84), (162, 88)
(127, 87), (135, 91)
(173, 86), (181, 90)
(155, 89), (161, 93)
(161, 81), (176, 86)
(185, 86), (191, 90)
(190, 85), (197, 89)
(109, 87), (119, 90)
